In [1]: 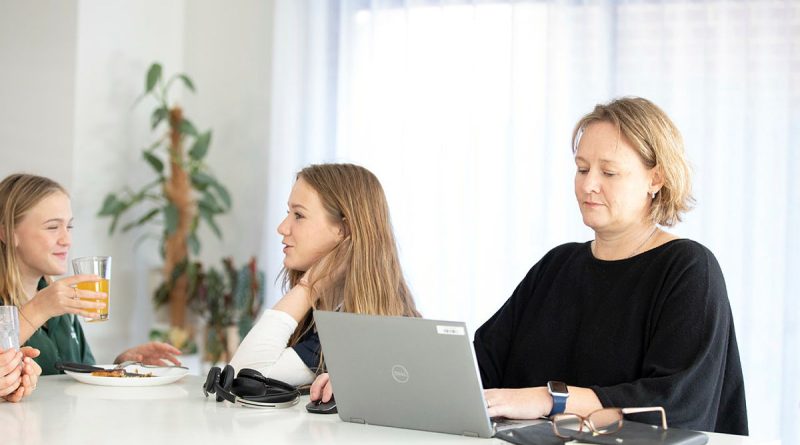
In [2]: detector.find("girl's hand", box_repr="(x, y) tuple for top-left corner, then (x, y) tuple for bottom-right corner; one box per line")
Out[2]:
(3, 347), (41, 402)
(310, 372), (334, 403)
(0, 348), (23, 399)
(114, 341), (182, 367)
(22, 275), (107, 326)
(275, 245), (349, 322)
(300, 244), (349, 298)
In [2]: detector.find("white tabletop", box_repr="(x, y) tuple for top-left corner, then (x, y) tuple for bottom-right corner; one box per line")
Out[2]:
(0, 375), (777, 445)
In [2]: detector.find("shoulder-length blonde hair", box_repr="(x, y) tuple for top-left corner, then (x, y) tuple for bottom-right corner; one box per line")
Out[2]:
(0, 173), (68, 306)
(572, 97), (695, 227)
(284, 163), (420, 348)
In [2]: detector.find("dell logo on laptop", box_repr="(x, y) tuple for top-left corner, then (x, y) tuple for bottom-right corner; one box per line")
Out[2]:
(391, 365), (409, 383)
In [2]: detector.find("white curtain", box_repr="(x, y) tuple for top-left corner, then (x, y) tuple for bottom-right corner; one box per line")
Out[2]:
(264, 0), (799, 441)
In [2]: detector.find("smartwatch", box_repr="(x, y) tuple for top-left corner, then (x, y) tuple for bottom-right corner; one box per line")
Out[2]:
(547, 381), (569, 417)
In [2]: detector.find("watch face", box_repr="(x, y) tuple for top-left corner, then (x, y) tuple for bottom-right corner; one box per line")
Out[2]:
(548, 381), (568, 395)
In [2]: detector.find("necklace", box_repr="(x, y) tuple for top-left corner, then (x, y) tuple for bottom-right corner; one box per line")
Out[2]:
(593, 226), (659, 259)
(626, 226), (659, 258)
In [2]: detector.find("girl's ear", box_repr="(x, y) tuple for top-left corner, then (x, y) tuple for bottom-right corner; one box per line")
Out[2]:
(339, 218), (351, 240)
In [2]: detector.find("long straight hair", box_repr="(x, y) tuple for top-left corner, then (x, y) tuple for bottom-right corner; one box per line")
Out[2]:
(283, 164), (420, 351)
(0, 174), (68, 306)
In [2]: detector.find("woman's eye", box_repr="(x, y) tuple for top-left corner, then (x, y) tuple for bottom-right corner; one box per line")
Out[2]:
(603, 171), (617, 177)
(67, 225), (74, 231)
(294, 212), (304, 219)
(577, 168), (588, 174)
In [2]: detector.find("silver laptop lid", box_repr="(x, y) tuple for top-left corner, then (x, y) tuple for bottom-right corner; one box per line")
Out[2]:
(314, 310), (494, 438)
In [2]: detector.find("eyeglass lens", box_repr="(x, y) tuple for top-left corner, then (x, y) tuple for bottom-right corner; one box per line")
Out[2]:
(553, 409), (624, 437)
(588, 409), (623, 434)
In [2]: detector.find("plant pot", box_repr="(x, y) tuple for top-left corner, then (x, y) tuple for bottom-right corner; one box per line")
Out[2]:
(203, 324), (240, 366)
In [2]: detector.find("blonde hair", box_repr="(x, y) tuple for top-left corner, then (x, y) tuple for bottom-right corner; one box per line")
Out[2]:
(0, 174), (68, 306)
(283, 164), (420, 352)
(572, 97), (695, 227)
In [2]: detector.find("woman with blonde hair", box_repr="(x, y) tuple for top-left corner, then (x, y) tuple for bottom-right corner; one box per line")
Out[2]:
(476, 97), (747, 434)
(0, 173), (182, 376)
(230, 163), (419, 386)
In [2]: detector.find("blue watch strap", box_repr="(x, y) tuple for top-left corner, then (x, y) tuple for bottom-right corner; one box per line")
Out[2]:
(548, 393), (567, 417)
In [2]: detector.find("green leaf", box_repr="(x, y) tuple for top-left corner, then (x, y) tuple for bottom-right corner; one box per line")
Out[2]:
(199, 206), (222, 239)
(136, 209), (161, 224)
(189, 131), (211, 161)
(98, 194), (122, 216)
(146, 63), (163, 93)
(109, 214), (121, 235)
(121, 220), (138, 233)
(188, 232), (200, 256)
(199, 191), (221, 214)
(210, 181), (232, 210)
(191, 171), (214, 190)
(153, 281), (170, 308)
(151, 106), (169, 130)
(143, 151), (164, 175)
(121, 207), (160, 232)
(164, 203), (179, 236)
(178, 119), (198, 136)
(178, 74), (195, 92)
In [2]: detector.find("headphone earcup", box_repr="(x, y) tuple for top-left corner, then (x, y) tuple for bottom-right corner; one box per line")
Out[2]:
(232, 368), (299, 404)
(236, 368), (295, 392)
(217, 364), (236, 403)
(236, 368), (265, 382)
(204, 366), (221, 397)
(231, 373), (266, 398)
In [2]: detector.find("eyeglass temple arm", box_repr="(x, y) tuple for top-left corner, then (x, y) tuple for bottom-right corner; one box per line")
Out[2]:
(620, 406), (668, 430)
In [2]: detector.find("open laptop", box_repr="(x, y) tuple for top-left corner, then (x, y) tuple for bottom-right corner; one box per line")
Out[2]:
(314, 310), (543, 438)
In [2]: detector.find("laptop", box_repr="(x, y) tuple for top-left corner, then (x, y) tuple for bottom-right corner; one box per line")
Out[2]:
(313, 310), (543, 438)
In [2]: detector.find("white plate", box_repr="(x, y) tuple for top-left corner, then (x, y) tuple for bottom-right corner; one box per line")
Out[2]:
(64, 364), (189, 387)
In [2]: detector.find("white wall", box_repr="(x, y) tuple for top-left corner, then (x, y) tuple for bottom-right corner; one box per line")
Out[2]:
(1, 0), (276, 365)
(71, 0), (186, 361)
(0, 1), (78, 186)
(182, 0), (274, 268)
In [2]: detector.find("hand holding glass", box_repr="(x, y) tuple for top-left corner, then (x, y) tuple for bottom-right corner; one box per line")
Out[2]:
(71, 256), (111, 322)
(0, 306), (20, 350)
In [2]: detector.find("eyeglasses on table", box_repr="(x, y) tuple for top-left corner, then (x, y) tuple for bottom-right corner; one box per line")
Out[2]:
(551, 406), (668, 439)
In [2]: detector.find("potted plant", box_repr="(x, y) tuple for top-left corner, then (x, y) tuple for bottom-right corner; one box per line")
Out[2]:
(98, 62), (232, 333)
(187, 257), (265, 364)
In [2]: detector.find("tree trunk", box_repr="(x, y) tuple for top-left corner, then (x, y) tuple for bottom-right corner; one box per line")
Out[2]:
(163, 106), (195, 328)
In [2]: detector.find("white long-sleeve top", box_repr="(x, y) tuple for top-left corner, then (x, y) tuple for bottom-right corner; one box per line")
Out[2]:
(229, 309), (316, 387)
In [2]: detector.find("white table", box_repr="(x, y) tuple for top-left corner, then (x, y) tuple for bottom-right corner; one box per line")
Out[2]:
(0, 375), (778, 445)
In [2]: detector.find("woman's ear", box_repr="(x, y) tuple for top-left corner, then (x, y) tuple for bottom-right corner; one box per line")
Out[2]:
(649, 165), (665, 194)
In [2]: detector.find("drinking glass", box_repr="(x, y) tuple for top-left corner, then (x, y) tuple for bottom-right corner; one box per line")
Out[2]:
(71, 256), (112, 322)
(0, 306), (20, 350)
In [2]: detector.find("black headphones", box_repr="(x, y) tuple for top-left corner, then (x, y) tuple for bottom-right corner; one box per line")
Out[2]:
(203, 365), (300, 408)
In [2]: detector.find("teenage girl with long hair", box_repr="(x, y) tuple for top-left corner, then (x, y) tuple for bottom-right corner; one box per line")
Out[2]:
(0, 173), (182, 377)
(230, 163), (419, 386)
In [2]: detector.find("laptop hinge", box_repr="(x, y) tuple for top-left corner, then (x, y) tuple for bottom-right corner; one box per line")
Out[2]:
(462, 431), (479, 437)
(350, 418), (366, 424)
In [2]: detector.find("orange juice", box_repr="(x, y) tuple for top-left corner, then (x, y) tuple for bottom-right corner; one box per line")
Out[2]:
(77, 279), (110, 322)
